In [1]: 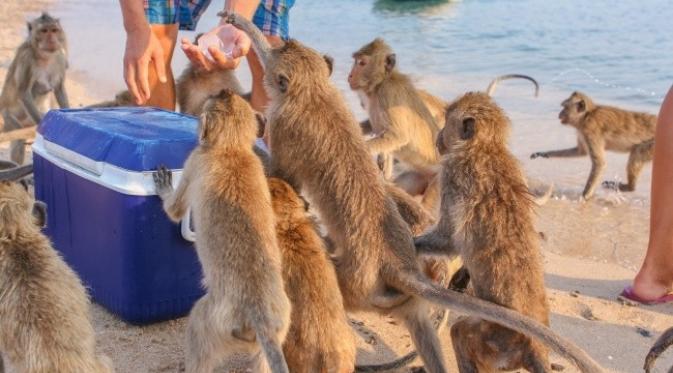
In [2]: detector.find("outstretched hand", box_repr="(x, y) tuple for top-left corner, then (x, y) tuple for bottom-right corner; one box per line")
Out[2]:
(181, 24), (252, 71)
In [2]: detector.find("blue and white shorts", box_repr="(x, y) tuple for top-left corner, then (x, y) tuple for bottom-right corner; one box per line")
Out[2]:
(144, 0), (295, 39)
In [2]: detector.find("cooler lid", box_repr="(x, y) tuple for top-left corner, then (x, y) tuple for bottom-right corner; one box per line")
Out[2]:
(39, 108), (198, 172)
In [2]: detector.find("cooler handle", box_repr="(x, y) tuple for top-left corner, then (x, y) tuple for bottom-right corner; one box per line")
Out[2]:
(181, 208), (196, 242)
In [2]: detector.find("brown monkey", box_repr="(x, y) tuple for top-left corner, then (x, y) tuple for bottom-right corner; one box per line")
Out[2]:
(268, 177), (356, 373)
(414, 92), (555, 373)
(226, 13), (604, 373)
(85, 90), (136, 108)
(531, 91), (656, 199)
(644, 326), (673, 373)
(153, 90), (290, 373)
(0, 161), (112, 373)
(348, 38), (440, 195)
(0, 13), (69, 164)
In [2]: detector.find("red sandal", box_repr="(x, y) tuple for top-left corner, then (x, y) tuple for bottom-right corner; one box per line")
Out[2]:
(620, 286), (673, 305)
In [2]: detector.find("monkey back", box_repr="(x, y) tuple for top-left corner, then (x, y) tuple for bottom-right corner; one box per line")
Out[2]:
(31, 107), (205, 325)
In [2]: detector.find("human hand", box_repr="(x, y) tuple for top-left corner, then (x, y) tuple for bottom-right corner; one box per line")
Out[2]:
(181, 24), (251, 71)
(123, 26), (167, 105)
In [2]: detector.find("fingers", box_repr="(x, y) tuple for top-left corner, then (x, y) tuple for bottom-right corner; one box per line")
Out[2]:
(136, 58), (151, 103)
(208, 46), (240, 69)
(124, 60), (143, 105)
(181, 38), (212, 71)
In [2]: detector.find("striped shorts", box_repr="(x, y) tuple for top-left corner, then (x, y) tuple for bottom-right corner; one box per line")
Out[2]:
(144, 0), (295, 39)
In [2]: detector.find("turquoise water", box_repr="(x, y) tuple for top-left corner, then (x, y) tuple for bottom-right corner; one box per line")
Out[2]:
(53, 0), (672, 110)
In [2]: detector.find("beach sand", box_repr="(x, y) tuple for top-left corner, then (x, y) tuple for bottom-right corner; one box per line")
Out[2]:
(1, 2), (672, 372)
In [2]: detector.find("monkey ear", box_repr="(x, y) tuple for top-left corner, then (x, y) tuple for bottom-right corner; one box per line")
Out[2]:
(277, 73), (289, 94)
(576, 100), (586, 113)
(460, 117), (476, 140)
(255, 112), (267, 138)
(299, 195), (310, 212)
(32, 201), (47, 228)
(385, 53), (396, 73)
(198, 113), (215, 143)
(323, 55), (334, 76)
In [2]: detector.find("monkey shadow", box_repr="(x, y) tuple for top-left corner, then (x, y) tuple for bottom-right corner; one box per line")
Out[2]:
(373, 0), (455, 15)
(350, 317), (417, 371)
(549, 313), (673, 373)
(545, 273), (673, 317)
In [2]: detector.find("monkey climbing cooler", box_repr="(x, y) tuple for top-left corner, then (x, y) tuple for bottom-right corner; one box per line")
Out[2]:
(31, 108), (204, 325)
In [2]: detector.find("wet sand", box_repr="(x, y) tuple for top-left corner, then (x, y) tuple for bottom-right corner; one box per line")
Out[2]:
(1, 1), (672, 372)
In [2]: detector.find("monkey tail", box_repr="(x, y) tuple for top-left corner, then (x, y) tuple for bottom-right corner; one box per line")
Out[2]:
(392, 271), (605, 373)
(354, 308), (449, 372)
(486, 74), (540, 98)
(644, 326), (673, 373)
(254, 327), (290, 373)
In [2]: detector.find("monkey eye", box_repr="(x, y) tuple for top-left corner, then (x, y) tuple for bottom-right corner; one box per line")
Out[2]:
(357, 59), (366, 66)
(40, 29), (48, 33)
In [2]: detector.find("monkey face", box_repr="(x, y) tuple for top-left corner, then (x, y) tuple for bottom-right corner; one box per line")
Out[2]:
(559, 92), (588, 126)
(199, 89), (257, 146)
(349, 38), (396, 92)
(30, 14), (65, 54)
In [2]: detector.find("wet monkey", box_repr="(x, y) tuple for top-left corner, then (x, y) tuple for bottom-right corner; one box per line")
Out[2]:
(154, 90), (290, 373)
(531, 91), (656, 199)
(0, 161), (112, 373)
(415, 92), (556, 373)
(226, 13), (604, 373)
(0, 13), (69, 164)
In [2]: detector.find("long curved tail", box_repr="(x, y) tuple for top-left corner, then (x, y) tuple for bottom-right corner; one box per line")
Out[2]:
(390, 271), (605, 373)
(644, 326), (673, 373)
(256, 328), (290, 373)
(486, 74), (540, 97)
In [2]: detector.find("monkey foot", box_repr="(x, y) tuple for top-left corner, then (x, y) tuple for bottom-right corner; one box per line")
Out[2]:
(620, 286), (673, 305)
(602, 180), (634, 192)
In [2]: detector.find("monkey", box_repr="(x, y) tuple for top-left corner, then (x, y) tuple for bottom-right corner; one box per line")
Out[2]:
(153, 89), (290, 373)
(176, 33), (248, 116)
(85, 90), (136, 108)
(267, 177), (356, 373)
(414, 91), (561, 373)
(349, 40), (542, 213)
(531, 91), (656, 199)
(644, 326), (673, 373)
(225, 12), (604, 373)
(0, 13), (69, 165)
(0, 161), (113, 373)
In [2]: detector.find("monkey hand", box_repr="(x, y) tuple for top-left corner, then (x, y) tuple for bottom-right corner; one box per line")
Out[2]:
(153, 165), (174, 199)
(530, 152), (549, 159)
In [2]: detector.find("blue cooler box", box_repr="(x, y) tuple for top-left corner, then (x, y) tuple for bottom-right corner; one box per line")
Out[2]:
(32, 108), (205, 325)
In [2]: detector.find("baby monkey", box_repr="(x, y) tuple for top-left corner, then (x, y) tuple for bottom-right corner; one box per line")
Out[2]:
(415, 92), (565, 373)
(268, 177), (356, 373)
(154, 90), (290, 373)
(531, 91), (656, 199)
(0, 161), (112, 373)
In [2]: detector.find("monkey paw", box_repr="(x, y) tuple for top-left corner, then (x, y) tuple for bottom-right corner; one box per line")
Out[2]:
(153, 165), (173, 197)
(530, 152), (549, 159)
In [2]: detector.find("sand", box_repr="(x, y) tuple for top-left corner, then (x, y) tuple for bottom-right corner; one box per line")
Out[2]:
(2, 2), (673, 373)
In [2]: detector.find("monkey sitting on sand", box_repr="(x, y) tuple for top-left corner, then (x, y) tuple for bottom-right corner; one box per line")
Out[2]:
(154, 89), (290, 373)
(0, 160), (112, 373)
(531, 91), (656, 199)
(0, 13), (70, 165)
